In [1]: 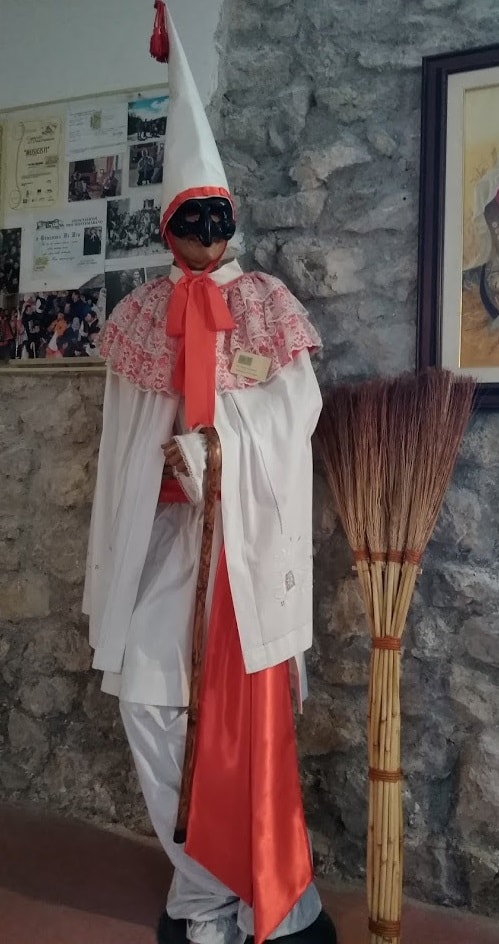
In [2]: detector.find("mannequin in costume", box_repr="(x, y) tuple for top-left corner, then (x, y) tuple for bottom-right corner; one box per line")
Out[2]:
(83, 5), (337, 944)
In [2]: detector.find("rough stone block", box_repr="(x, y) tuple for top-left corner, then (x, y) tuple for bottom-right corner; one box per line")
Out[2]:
(313, 473), (337, 543)
(409, 611), (459, 663)
(320, 643), (370, 687)
(344, 191), (416, 233)
(299, 687), (366, 754)
(464, 848), (499, 917)
(8, 709), (50, 772)
(252, 191), (327, 229)
(0, 574), (50, 620)
(358, 320), (415, 374)
(367, 129), (398, 157)
(83, 679), (122, 731)
(404, 839), (468, 909)
(315, 84), (380, 124)
(19, 383), (99, 445)
(279, 239), (365, 299)
(40, 748), (118, 818)
(325, 575), (368, 639)
(303, 1), (346, 30)
(226, 47), (292, 94)
(23, 625), (92, 674)
(0, 443), (33, 504)
(290, 144), (371, 189)
(458, 729), (499, 846)
(35, 453), (94, 508)
(0, 516), (21, 570)
(0, 761), (30, 791)
(254, 234), (278, 271)
(249, 0), (291, 7)
(458, 412), (499, 467)
(297, 690), (343, 755)
(423, 0), (458, 7)
(31, 517), (88, 585)
(0, 635), (10, 661)
(449, 665), (499, 726)
(442, 563), (499, 609)
(19, 676), (78, 718)
(222, 107), (269, 156)
(358, 45), (423, 71)
(372, 250), (418, 289)
(434, 484), (493, 557)
(402, 722), (459, 780)
(460, 618), (499, 669)
(326, 753), (369, 840)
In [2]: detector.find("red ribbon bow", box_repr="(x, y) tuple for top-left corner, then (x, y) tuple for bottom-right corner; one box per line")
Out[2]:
(166, 264), (235, 429)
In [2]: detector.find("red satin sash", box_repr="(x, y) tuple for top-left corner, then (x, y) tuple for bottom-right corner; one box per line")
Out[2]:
(158, 476), (190, 505)
(166, 259), (235, 429)
(186, 546), (313, 944)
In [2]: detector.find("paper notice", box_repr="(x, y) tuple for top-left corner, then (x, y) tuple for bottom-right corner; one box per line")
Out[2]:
(66, 100), (128, 159)
(6, 118), (61, 210)
(26, 206), (106, 291)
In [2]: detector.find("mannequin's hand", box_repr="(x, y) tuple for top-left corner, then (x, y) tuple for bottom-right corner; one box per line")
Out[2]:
(162, 438), (189, 476)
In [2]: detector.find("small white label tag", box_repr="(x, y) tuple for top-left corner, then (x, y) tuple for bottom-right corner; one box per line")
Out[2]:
(230, 350), (271, 382)
(285, 570), (296, 592)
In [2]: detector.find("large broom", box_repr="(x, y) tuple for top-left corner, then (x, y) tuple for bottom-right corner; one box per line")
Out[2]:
(317, 369), (475, 944)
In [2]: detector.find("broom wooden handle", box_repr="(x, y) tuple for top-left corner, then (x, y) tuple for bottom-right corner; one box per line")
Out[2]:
(173, 426), (222, 845)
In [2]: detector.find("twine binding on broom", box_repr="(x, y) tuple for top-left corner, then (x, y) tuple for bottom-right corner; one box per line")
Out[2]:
(372, 637), (401, 651)
(369, 918), (402, 936)
(354, 549), (423, 565)
(368, 768), (402, 783)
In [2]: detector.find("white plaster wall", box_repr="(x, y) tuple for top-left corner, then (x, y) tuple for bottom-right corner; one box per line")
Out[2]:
(0, 0), (223, 110)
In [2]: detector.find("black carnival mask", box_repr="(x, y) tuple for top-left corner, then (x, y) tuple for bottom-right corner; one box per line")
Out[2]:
(168, 197), (236, 247)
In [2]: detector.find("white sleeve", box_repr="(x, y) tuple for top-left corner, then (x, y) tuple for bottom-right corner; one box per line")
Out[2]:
(173, 431), (208, 505)
(215, 350), (323, 674)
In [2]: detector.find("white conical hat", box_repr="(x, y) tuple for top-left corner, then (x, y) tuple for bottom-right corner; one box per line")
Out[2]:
(150, 2), (233, 239)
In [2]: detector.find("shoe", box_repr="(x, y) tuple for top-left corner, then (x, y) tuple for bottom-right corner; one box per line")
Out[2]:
(157, 911), (188, 944)
(246, 909), (337, 944)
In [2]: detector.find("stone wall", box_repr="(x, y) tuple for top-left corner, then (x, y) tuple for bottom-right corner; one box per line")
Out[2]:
(0, 374), (150, 835)
(1, 0), (499, 920)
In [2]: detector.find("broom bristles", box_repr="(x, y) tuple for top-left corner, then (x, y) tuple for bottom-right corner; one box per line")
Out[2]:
(317, 368), (476, 567)
(405, 371), (475, 554)
(319, 385), (367, 553)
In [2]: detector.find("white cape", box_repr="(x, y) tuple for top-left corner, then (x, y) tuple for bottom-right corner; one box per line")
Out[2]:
(84, 351), (322, 688)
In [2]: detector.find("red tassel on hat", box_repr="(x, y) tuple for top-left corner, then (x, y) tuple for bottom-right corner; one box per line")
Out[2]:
(150, 0), (169, 63)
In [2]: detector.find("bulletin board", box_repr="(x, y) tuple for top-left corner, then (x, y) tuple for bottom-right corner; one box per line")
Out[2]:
(0, 84), (171, 370)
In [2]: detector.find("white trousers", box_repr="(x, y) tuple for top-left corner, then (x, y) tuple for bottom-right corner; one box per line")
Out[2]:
(120, 702), (322, 944)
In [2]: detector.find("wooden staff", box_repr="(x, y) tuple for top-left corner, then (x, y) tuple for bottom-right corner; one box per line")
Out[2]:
(173, 426), (222, 844)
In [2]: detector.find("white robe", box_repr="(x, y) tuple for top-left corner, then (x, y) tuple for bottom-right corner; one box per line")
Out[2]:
(83, 262), (322, 706)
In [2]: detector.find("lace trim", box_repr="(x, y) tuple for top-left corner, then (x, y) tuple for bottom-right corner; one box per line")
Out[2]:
(100, 272), (321, 394)
(173, 436), (194, 480)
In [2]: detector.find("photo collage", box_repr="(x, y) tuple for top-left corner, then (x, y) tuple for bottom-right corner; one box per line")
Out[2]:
(0, 88), (172, 365)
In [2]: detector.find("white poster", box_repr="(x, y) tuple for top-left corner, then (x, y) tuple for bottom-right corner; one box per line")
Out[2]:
(5, 118), (61, 210)
(66, 99), (128, 160)
(25, 206), (106, 292)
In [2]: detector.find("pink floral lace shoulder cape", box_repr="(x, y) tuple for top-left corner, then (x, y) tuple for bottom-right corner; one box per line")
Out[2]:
(100, 270), (322, 394)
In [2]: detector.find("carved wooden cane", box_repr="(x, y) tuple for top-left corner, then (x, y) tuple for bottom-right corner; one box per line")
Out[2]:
(173, 427), (222, 844)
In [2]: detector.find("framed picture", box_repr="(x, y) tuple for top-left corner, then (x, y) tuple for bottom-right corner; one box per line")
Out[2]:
(418, 44), (499, 409)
